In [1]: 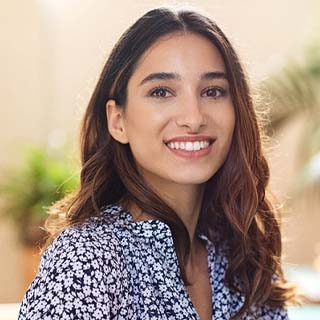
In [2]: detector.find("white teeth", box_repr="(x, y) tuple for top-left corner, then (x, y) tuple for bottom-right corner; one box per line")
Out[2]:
(186, 141), (201, 151)
(166, 140), (211, 151)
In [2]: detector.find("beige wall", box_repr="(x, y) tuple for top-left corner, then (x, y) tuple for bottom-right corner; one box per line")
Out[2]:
(1, 0), (319, 302)
(1, 1), (45, 167)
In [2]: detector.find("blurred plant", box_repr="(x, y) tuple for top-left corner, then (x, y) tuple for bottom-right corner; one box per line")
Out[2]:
(0, 144), (79, 247)
(260, 43), (320, 196)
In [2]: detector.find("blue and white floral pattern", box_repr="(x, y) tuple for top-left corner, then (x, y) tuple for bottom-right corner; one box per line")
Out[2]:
(18, 204), (288, 319)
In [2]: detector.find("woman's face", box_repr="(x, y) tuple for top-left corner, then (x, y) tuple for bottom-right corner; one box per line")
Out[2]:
(107, 32), (235, 188)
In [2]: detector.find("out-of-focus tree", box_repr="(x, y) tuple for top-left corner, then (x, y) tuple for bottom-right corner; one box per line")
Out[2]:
(260, 43), (320, 197)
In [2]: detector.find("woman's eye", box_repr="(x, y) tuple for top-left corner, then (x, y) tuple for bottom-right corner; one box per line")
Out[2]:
(202, 87), (226, 98)
(148, 86), (227, 99)
(149, 87), (173, 98)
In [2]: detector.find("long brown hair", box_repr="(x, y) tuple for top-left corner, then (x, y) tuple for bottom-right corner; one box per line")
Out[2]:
(44, 7), (297, 319)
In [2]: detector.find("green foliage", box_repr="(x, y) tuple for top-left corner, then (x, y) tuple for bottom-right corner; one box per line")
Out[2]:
(0, 144), (79, 245)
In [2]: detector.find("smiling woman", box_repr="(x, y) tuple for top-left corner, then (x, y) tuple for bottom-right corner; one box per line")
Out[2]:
(18, 6), (297, 320)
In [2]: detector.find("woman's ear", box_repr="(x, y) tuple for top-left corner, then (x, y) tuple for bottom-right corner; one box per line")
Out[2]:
(106, 99), (129, 144)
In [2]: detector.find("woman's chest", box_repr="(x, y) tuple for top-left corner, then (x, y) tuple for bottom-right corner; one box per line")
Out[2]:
(187, 273), (213, 320)
(185, 245), (213, 320)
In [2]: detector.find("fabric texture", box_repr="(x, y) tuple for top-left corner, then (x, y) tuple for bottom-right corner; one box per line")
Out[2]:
(18, 204), (288, 319)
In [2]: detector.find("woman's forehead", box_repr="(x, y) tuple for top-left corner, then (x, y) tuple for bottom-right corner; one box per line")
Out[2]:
(131, 33), (226, 85)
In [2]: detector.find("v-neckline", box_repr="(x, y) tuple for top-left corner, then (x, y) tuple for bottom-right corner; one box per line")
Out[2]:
(179, 233), (215, 320)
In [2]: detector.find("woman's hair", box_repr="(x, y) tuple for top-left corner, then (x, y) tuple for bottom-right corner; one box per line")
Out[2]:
(44, 6), (297, 319)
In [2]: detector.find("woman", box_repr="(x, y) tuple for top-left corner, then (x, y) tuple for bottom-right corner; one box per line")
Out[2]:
(18, 6), (297, 320)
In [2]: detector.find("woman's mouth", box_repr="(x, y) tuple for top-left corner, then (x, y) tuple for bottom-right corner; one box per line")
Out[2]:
(165, 139), (215, 159)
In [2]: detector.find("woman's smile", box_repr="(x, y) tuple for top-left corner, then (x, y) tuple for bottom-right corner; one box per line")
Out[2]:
(165, 138), (216, 159)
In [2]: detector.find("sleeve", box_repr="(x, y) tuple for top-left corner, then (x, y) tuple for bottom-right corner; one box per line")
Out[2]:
(249, 274), (289, 319)
(18, 226), (127, 320)
(218, 242), (290, 320)
(250, 303), (289, 319)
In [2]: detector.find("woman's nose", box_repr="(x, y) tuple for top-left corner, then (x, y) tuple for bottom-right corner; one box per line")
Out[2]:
(175, 96), (206, 131)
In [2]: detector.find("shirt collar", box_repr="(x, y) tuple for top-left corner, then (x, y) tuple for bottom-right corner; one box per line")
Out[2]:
(103, 204), (215, 254)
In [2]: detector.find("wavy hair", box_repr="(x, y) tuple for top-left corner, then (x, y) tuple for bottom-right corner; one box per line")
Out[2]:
(44, 6), (297, 319)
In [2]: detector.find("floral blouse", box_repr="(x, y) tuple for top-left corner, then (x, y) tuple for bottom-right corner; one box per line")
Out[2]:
(18, 204), (289, 319)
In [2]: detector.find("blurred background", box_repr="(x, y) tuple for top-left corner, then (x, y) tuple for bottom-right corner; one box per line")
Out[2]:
(0, 0), (320, 318)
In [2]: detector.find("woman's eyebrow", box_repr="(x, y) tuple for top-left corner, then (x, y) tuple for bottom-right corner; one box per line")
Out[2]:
(139, 72), (180, 86)
(139, 71), (227, 87)
(201, 71), (227, 81)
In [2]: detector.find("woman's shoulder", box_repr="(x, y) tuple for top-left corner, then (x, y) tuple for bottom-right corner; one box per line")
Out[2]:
(41, 204), (129, 266)
(211, 240), (289, 319)
(19, 205), (129, 319)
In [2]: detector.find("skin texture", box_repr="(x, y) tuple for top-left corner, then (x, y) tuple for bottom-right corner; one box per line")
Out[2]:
(106, 32), (235, 254)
